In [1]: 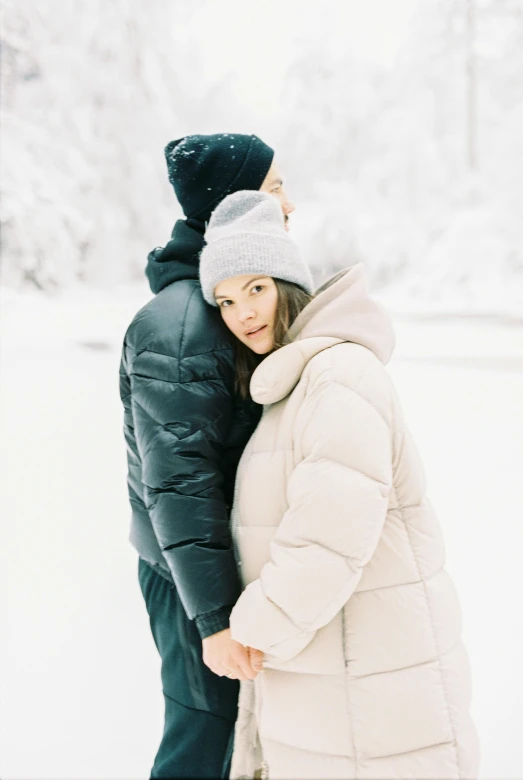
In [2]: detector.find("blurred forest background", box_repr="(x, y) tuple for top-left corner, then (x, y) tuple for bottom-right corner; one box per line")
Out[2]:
(2, 6), (523, 776)
(1, 0), (523, 311)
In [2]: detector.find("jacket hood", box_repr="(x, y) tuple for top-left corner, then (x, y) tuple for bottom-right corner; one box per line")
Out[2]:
(250, 264), (395, 405)
(145, 218), (205, 294)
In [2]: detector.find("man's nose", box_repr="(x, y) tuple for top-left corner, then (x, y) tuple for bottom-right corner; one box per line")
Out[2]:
(281, 190), (295, 215)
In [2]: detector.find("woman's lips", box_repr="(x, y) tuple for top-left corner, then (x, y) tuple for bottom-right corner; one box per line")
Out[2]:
(245, 325), (267, 339)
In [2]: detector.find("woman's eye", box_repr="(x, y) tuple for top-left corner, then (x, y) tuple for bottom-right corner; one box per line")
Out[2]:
(220, 300), (233, 308)
(251, 285), (264, 294)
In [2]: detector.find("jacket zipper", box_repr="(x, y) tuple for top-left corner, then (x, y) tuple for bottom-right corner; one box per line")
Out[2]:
(256, 674), (269, 779)
(231, 428), (268, 778)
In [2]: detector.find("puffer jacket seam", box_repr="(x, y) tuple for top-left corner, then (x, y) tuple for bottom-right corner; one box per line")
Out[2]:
(305, 454), (390, 489)
(355, 565), (444, 594)
(258, 542), (365, 638)
(369, 738), (455, 762)
(342, 605), (359, 776)
(131, 396), (227, 443)
(388, 499), (424, 512)
(119, 341), (131, 402)
(257, 579), (314, 647)
(178, 286), (199, 378)
(130, 344), (232, 361)
(311, 376), (392, 434)
(401, 507), (462, 777)
(260, 733), (354, 760)
(303, 565), (363, 632)
(129, 496), (148, 508)
(338, 352), (369, 775)
(349, 639), (462, 680)
(258, 734), (456, 762)
(130, 373), (226, 387)
(258, 724), (458, 764)
(146, 481), (225, 500)
(272, 537), (363, 567)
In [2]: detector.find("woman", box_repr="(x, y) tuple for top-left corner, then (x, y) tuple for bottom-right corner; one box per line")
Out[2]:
(199, 191), (479, 780)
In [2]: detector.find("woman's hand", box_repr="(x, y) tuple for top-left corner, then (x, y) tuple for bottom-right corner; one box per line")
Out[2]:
(202, 628), (259, 681)
(248, 646), (264, 673)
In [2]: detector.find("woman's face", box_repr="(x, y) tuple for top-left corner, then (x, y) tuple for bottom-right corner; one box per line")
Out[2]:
(214, 275), (278, 355)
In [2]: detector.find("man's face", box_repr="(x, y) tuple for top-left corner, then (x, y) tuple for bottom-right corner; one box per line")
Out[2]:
(259, 160), (295, 232)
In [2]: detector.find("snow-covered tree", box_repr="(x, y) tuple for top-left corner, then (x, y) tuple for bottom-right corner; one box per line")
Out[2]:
(1, 0), (522, 310)
(272, 0), (523, 308)
(0, 0), (210, 288)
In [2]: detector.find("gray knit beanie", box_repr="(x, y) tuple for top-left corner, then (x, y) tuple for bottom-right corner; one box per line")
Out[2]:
(199, 190), (314, 306)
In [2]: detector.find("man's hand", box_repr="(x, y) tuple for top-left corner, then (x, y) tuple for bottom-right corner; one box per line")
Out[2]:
(202, 628), (259, 681)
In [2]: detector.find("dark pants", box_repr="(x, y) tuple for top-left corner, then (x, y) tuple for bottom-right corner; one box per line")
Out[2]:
(138, 558), (239, 779)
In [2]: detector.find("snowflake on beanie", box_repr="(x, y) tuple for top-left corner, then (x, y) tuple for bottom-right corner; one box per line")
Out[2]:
(163, 133), (274, 224)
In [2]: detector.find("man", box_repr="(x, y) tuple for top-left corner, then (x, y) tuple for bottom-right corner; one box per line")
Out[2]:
(119, 133), (295, 779)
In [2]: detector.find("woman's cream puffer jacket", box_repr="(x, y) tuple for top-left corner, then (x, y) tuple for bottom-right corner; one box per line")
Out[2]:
(229, 265), (479, 780)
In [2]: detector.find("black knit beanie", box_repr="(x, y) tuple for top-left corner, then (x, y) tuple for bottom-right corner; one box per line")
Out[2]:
(164, 133), (275, 224)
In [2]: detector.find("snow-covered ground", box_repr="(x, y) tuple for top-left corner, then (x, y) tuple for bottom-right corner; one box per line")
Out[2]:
(1, 284), (522, 779)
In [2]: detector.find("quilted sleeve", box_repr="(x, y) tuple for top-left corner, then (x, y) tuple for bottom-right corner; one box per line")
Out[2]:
(128, 342), (242, 639)
(230, 375), (393, 660)
(120, 344), (147, 520)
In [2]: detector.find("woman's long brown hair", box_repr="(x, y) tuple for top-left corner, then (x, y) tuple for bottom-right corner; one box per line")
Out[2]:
(234, 279), (313, 399)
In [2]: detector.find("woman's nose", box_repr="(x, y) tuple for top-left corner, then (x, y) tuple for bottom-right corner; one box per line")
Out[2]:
(238, 307), (255, 324)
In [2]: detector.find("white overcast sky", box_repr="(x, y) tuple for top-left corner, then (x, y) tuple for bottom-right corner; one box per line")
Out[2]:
(196, 0), (418, 116)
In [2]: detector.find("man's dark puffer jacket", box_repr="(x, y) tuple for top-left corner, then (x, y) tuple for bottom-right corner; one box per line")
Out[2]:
(119, 218), (261, 639)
